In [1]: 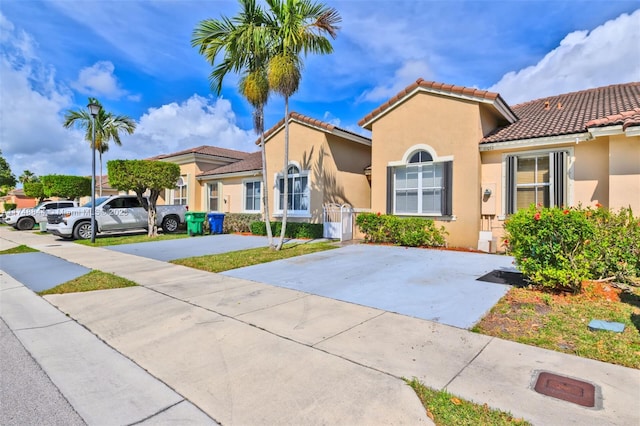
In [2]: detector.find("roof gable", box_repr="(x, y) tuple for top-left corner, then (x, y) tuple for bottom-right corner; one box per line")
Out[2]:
(259, 112), (371, 146)
(150, 145), (251, 161)
(198, 151), (262, 177)
(358, 78), (517, 129)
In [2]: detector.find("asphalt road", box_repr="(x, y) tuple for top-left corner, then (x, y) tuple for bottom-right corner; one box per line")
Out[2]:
(0, 318), (85, 426)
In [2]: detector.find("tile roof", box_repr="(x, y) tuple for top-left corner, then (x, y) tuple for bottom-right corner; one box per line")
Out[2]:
(150, 145), (251, 161)
(258, 112), (371, 145)
(198, 151), (262, 177)
(481, 82), (640, 143)
(586, 107), (640, 130)
(358, 78), (507, 127)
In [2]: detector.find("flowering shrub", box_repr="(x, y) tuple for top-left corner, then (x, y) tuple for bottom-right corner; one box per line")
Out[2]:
(504, 205), (640, 292)
(355, 213), (447, 247)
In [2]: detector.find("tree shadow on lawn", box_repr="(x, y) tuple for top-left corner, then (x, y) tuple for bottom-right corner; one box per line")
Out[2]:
(619, 291), (640, 333)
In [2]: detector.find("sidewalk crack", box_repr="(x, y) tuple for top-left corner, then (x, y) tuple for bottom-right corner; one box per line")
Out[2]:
(443, 337), (493, 389)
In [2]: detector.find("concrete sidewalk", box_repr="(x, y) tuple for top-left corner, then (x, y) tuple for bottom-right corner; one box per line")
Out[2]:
(1, 228), (639, 425)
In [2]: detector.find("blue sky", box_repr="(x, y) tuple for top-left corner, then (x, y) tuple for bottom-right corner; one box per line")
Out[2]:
(1, 0), (639, 181)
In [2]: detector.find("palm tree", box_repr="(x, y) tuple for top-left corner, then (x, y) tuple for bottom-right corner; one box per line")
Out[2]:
(192, 0), (276, 248)
(264, 0), (341, 249)
(19, 170), (37, 184)
(63, 98), (136, 196)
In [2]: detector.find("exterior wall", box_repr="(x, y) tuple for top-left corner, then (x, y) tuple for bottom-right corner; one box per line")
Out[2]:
(573, 137), (609, 207)
(264, 121), (371, 224)
(609, 134), (640, 210)
(369, 92), (487, 248)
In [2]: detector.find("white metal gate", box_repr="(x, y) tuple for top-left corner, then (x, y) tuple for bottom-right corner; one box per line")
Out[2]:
(323, 203), (353, 241)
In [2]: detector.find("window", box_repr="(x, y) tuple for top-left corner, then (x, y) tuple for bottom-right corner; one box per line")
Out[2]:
(276, 165), (310, 215)
(208, 182), (220, 212)
(505, 151), (567, 214)
(173, 176), (187, 205)
(389, 150), (452, 216)
(244, 180), (261, 212)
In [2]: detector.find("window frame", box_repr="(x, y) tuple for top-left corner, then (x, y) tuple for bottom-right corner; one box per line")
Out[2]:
(503, 148), (572, 215)
(274, 164), (311, 217)
(172, 176), (188, 206)
(243, 179), (262, 213)
(208, 181), (221, 212)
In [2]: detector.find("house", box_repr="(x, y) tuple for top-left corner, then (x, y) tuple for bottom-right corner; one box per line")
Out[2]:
(155, 80), (639, 250)
(1, 188), (37, 211)
(360, 79), (640, 249)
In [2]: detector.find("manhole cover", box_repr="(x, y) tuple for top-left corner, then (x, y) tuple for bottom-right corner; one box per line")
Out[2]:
(534, 372), (595, 407)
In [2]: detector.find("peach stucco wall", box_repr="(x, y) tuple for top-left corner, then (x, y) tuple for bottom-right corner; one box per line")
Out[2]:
(369, 92), (488, 248)
(609, 134), (640, 210)
(573, 138), (609, 207)
(264, 121), (371, 223)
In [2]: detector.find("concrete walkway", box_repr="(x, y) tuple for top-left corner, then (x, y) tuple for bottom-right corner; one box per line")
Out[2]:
(1, 228), (639, 425)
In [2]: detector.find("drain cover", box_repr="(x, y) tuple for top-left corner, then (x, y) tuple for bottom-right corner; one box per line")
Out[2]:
(476, 269), (527, 287)
(534, 372), (595, 407)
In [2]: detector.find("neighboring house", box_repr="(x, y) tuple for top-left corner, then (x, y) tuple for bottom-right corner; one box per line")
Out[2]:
(1, 188), (37, 211)
(151, 145), (253, 210)
(359, 79), (640, 249)
(260, 112), (372, 223)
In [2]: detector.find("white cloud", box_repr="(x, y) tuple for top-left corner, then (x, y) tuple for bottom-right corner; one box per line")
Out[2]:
(71, 61), (129, 100)
(489, 9), (640, 104)
(108, 95), (256, 161)
(359, 59), (433, 103)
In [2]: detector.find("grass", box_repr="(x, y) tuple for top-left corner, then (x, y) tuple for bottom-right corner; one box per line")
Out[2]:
(0, 244), (38, 254)
(38, 270), (137, 295)
(472, 282), (640, 369)
(405, 378), (530, 425)
(171, 241), (339, 273)
(74, 231), (190, 247)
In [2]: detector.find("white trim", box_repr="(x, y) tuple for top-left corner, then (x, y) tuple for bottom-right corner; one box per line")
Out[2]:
(388, 144), (453, 167)
(273, 165), (311, 215)
(480, 132), (591, 151)
(626, 125), (640, 137)
(198, 170), (261, 180)
(262, 117), (372, 146)
(588, 125), (624, 138)
(207, 181), (222, 212)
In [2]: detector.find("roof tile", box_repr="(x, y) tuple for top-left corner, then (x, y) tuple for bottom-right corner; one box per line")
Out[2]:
(198, 151), (262, 177)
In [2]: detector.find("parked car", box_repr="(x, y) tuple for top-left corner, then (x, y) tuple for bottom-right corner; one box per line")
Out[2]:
(46, 195), (187, 240)
(4, 200), (79, 230)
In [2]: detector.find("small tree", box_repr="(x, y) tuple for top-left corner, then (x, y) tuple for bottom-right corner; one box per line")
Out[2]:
(41, 175), (91, 199)
(23, 181), (47, 203)
(107, 160), (181, 237)
(0, 149), (17, 195)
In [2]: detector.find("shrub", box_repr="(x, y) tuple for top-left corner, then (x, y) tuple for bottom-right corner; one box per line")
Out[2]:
(504, 205), (640, 292)
(221, 213), (261, 233)
(249, 221), (323, 239)
(3, 203), (17, 211)
(355, 213), (447, 247)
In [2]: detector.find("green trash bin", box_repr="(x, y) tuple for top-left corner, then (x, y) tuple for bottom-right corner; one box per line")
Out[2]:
(185, 211), (206, 236)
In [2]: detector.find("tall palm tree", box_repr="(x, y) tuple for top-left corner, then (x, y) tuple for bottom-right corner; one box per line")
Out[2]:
(19, 170), (37, 184)
(63, 98), (136, 196)
(265, 0), (341, 249)
(192, 0), (276, 248)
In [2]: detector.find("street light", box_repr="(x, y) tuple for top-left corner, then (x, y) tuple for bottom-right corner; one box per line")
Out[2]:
(87, 102), (101, 243)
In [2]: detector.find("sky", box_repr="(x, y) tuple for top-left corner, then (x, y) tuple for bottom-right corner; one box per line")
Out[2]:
(1, 0), (639, 183)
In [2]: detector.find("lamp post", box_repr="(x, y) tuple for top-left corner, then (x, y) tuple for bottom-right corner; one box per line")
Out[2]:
(87, 102), (101, 243)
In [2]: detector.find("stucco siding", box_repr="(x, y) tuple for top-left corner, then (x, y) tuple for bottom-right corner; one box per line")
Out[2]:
(370, 92), (485, 248)
(609, 134), (640, 210)
(574, 137), (609, 207)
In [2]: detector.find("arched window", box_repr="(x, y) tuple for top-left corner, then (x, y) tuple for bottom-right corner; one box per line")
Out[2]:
(390, 150), (452, 216)
(276, 164), (310, 215)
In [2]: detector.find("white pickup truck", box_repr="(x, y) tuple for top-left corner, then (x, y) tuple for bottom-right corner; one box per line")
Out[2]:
(46, 195), (187, 240)
(4, 200), (79, 230)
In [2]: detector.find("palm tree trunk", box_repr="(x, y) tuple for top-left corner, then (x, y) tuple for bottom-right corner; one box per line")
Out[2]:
(258, 107), (274, 249)
(99, 152), (103, 197)
(276, 99), (290, 250)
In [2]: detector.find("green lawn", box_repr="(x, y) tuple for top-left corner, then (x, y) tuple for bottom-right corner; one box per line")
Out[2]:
(171, 241), (339, 272)
(0, 244), (38, 254)
(74, 231), (190, 247)
(38, 270), (137, 295)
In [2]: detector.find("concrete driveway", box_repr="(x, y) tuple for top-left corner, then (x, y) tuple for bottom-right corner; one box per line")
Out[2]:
(223, 244), (516, 329)
(105, 235), (516, 329)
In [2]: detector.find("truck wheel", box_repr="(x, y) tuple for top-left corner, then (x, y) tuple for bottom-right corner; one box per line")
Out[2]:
(162, 215), (179, 233)
(73, 221), (93, 240)
(16, 217), (35, 231)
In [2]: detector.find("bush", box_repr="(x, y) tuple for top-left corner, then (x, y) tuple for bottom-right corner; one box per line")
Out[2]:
(3, 203), (17, 211)
(355, 213), (447, 248)
(249, 221), (323, 239)
(504, 205), (640, 292)
(221, 213), (261, 233)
